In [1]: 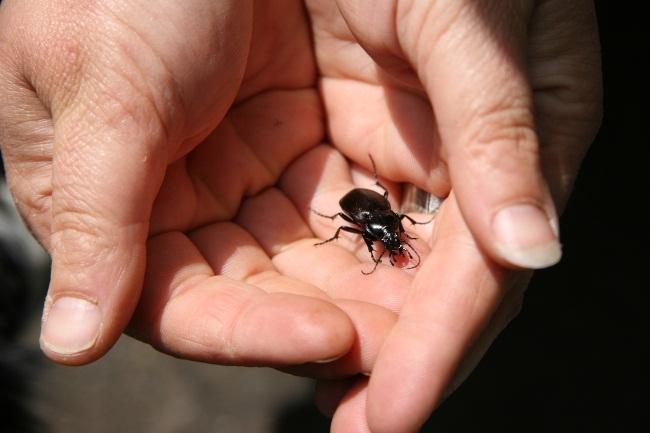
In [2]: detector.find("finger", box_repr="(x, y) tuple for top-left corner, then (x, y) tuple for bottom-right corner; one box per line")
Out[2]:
(408, 2), (561, 269)
(0, 60), (54, 245)
(0, 0), (255, 365)
(445, 271), (529, 397)
(275, 241), (411, 312)
(39, 93), (170, 364)
(331, 377), (372, 433)
(367, 195), (508, 433)
(132, 231), (355, 365)
(189, 219), (328, 300)
(317, 78), (450, 198)
(284, 299), (396, 379)
(235, 184), (370, 292)
(150, 89), (324, 234)
(235, 187), (315, 257)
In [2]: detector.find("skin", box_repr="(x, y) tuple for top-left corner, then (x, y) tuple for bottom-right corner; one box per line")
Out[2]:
(0, 0), (601, 432)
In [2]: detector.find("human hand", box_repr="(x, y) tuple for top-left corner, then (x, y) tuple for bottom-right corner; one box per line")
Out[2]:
(0, 1), (602, 431)
(0, 0), (363, 367)
(298, 0), (602, 431)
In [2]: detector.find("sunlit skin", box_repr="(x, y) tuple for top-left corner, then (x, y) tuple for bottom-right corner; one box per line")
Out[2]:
(0, 1), (601, 432)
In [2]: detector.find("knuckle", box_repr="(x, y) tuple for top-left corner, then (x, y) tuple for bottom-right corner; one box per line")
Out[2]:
(462, 104), (540, 174)
(2, 167), (53, 246)
(50, 208), (116, 268)
(15, 190), (52, 242)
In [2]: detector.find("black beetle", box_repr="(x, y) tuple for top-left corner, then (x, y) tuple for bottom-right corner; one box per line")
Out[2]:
(312, 156), (434, 274)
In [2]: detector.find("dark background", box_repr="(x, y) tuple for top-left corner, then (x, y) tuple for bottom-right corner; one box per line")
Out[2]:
(418, 3), (648, 431)
(2, 1), (648, 432)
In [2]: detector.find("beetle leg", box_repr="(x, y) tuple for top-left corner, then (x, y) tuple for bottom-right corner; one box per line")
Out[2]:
(395, 219), (418, 241)
(399, 213), (436, 241)
(314, 226), (363, 246)
(361, 235), (385, 275)
(368, 154), (390, 200)
(362, 249), (385, 275)
(339, 213), (356, 224)
(311, 209), (343, 220)
(312, 209), (357, 226)
(399, 213), (436, 226)
(374, 179), (389, 200)
(361, 235), (381, 263)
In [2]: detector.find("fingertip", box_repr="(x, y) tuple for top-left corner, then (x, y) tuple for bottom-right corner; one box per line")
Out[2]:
(40, 295), (103, 364)
(41, 230), (147, 365)
(38, 290), (128, 365)
(232, 292), (357, 365)
(294, 297), (357, 363)
(289, 295), (357, 363)
(491, 203), (562, 269)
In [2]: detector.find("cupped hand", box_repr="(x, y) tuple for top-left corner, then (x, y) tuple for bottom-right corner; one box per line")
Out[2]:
(0, 0), (363, 367)
(299, 0), (602, 432)
(0, 0), (603, 432)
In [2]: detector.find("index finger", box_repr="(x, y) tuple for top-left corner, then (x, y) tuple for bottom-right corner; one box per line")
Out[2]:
(366, 195), (509, 433)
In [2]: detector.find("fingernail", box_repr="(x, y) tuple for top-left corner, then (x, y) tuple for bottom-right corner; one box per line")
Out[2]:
(41, 296), (102, 355)
(313, 354), (345, 364)
(492, 204), (562, 269)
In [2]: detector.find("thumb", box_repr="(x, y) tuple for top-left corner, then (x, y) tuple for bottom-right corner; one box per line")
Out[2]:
(40, 99), (168, 365)
(0, 0), (252, 365)
(415, 3), (561, 269)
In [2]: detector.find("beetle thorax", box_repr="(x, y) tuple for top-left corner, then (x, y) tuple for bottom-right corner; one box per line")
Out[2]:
(365, 212), (401, 248)
(381, 230), (402, 251)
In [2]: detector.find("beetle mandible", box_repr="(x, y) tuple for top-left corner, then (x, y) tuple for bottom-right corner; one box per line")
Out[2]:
(312, 155), (434, 274)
